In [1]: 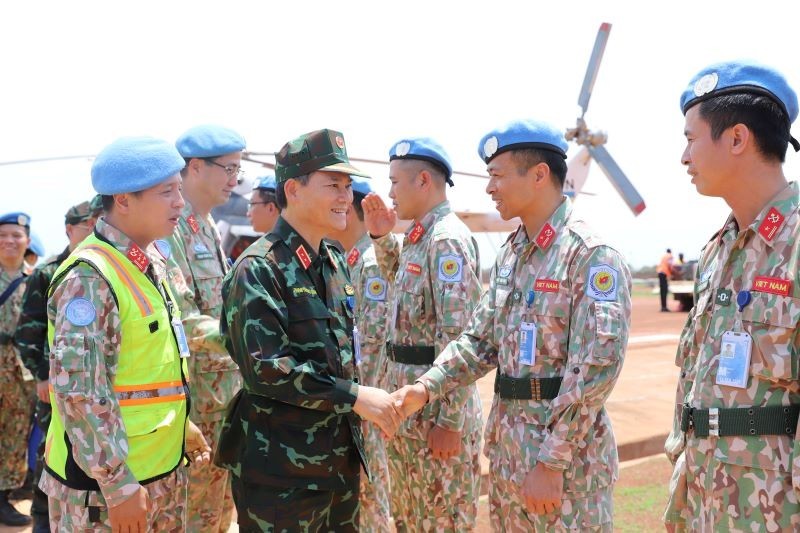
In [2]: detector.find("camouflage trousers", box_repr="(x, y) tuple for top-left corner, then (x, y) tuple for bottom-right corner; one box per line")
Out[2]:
(0, 373), (34, 490)
(489, 474), (613, 532)
(31, 400), (52, 522)
(387, 429), (481, 532)
(230, 474), (359, 532)
(359, 420), (391, 533)
(187, 416), (235, 533)
(46, 467), (187, 532)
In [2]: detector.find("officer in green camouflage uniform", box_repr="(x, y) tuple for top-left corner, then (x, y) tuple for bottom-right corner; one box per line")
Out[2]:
(169, 124), (246, 532)
(14, 196), (102, 532)
(362, 137), (483, 531)
(40, 137), (210, 532)
(0, 211), (34, 527)
(392, 120), (632, 531)
(215, 129), (403, 532)
(328, 176), (392, 532)
(664, 62), (800, 532)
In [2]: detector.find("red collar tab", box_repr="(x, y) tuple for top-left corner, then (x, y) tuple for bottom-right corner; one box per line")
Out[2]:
(757, 207), (785, 242)
(347, 248), (360, 267)
(295, 245), (312, 270)
(186, 214), (200, 234)
(753, 276), (792, 296)
(126, 244), (149, 273)
(535, 223), (557, 250)
(408, 222), (425, 244)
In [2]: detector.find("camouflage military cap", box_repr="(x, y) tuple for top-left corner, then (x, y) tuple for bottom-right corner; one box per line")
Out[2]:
(274, 129), (369, 182)
(64, 195), (103, 225)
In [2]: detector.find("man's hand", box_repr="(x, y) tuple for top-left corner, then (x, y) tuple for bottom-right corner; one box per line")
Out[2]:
(362, 193), (397, 238)
(185, 420), (211, 465)
(36, 380), (49, 403)
(353, 386), (403, 438)
(390, 383), (429, 418)
(427, 425), (462, 460)
(108, 485), (148, 532)
(521, 461), (564, 515)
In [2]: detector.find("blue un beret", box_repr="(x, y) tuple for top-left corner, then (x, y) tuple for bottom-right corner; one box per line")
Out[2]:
(389, 137), (454, 186)
(0, 212), (31, 229)
(27, 231), (45, 257)
(351, 176), (374, 197)
(252, 175), (277, 192)
(91, 137), (186, 195)
(175, 124), (246, 158)
(478, 119), (569, 164)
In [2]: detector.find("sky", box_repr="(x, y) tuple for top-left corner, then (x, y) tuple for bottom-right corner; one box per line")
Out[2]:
(1, 0), (798, 269)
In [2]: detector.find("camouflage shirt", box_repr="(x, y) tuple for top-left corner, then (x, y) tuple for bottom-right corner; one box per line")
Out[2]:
(372, 200), (483, 439)
(346, 233), (390, 388)
(664, 181), (800, 530)
(419, 197), (631, 492)
(41, 218), (180, 508)
(215, 216), (366, 492)
(165, 201), (241, 419)
(1, 263), (30, 383)
(15, 246), (71, 381)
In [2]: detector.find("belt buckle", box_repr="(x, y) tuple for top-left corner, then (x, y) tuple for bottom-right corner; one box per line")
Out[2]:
(530, 379), (541, 401)
(708, 407), (720, 437)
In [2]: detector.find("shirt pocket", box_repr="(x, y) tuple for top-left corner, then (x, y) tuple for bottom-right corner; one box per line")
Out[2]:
(51, 333), (92, 401)
(590, 301), (622, 364)
(741, 293), (800, 382)
(532, 290), (570, 364)
(189, 256), (224, 313)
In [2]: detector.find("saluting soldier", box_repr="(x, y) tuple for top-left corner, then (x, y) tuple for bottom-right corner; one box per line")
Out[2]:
(215, 129), (403, 531)
(169, 124), (246, 532)
(393, 120), (632, 531)
(14, 196), (102, 532)
(40, 137), (209, 532)
(0, 211), (34, 527)
(362, 137), (483, 532)
(328, 176), (392, 532)
(664, 61), (800, 532)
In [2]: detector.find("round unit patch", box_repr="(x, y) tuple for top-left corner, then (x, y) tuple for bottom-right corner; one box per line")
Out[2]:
(498, 265), (512, 278)
(438, 255), (463, 282)
(65, 298), (97, 326)
(365, 277), (387, 301)
(586, 264), (619, 301)
(154, 239), (171, 260)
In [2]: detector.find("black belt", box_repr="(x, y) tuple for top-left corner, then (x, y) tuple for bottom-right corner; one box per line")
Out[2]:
(681, 404), (799, 437)
(0, 332), (12, 345)
(494, 374), (563, 401)
(385, 343), (436, 365)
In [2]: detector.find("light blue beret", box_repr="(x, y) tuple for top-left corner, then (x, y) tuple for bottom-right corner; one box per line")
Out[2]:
(91, 136), (186, 195)
(27, 231), (44, 257)
(478, 119), (569, 164)
(351, 176), (374, 197)
(389, 137), (454, 186)
(0, 212), (30, 229)
(175, 124), (246, 158)
(252, 175), (277, 192)
(681, 61), (798, 124)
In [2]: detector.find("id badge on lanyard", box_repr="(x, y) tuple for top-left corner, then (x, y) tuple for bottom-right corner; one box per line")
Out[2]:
(518, 290), (537, 366)
(172, 317), (191, 358)
(715, 290), (753, 388)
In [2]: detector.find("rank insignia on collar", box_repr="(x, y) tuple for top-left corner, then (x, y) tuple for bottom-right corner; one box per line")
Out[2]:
(535, 223), (556, 250)
(186, 214), (200, 234)
(126, 243), (149, 272)
(757, 207), (784, 242)
(347, 248), (360, 266)
(295, 245), (312, 270)
(408, 222), (425, 244)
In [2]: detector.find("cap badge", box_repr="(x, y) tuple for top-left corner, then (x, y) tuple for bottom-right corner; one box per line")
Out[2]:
(693, 72), (719, 97)
(483, 136), (499, 159)
(335, 135), (345, 149)
(17, 214), (28, 226)
(395, 142), (411, 157)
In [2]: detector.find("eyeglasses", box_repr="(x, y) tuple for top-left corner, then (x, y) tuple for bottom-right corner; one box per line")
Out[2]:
(205, 159), (244, 184)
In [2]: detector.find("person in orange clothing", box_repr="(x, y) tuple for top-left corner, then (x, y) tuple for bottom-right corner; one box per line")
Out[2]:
(656, 248), (674, 312)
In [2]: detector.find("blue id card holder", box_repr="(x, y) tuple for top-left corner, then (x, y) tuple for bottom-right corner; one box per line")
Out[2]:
(715, 330), (752, 388)
(172, 317), (191, 358)
(519, 322), (537, 366)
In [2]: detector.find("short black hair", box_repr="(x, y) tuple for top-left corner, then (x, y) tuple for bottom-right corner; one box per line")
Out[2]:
(275, 174), (310, 210)
(256, 189), (277, 207)
(509, 148), (568, 187)
(698, 93), (791, 163)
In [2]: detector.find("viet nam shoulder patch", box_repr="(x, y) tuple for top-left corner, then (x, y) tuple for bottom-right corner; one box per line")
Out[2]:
(438, 255), (463, 282)
(365, 277), (387, 301)
(64, 297), (97, 326)
(586, 264), (619, 301)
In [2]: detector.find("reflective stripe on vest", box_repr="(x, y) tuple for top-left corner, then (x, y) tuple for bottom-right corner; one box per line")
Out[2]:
(45, 234), (188, 490)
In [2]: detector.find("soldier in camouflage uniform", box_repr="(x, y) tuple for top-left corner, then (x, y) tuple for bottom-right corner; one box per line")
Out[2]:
(663, 62), (800, 532)
(41, 137), (210, 532)
(14, 196), (102, 532)
(169, 124), (246, 532)
(328, 176), (392, 532)
(362, 137), (484, 532)
(392, 120), (631, 531)
(215, 129), (403, 532)
(0, 211), (34, 527)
